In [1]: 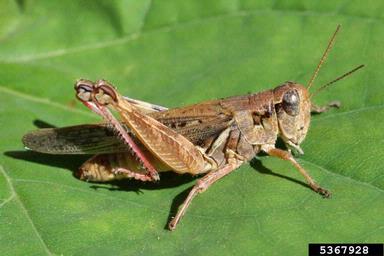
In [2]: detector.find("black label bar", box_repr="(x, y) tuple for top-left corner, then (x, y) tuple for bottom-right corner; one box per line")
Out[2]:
(309, 243), (383, 256)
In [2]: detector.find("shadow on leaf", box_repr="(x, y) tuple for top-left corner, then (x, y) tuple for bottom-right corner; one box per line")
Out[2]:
(89, 172), (197, 230)
(32, 119), (57, 129)
(4, 150), (88, 172)
(90, 172), (196, 192)
(250, 157), (310, 189)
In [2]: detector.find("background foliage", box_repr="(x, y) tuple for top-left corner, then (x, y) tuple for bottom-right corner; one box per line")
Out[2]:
(0, 1), (383, 255)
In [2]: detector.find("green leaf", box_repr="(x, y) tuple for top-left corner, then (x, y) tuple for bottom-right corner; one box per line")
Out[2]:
(1, 1), (383, 255)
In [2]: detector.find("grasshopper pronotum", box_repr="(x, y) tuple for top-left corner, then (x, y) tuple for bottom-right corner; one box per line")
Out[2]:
(23, 25), (363, 230)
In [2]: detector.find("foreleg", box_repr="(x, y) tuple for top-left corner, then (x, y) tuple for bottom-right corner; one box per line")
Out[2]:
(262, 146), (331, 198)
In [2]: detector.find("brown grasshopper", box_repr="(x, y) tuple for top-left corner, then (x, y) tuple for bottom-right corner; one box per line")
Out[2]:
(22, 25), (364, 230)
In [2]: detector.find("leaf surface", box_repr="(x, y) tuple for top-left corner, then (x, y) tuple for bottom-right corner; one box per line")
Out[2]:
(0, 1), (383, 255)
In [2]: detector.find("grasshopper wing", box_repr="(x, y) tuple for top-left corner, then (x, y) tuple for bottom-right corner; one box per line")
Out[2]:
(150, 102), (234, 148)
(21, 107), (230, 156)
(123, 96), (168, 114)
(22, 124), (129, 154)
(22, 97), (168, 155)
(94, 84), (234, 174)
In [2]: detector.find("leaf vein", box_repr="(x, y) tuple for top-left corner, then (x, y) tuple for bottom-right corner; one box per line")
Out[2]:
(312, 104), (384, 122)
(299, 159), (383, 193)
(13, 178), (167, 213)
(0, 165), (53, 255)
(0, 195), (15, 208)
(0, 85), (95, 117)
(3, 8), (384, 63)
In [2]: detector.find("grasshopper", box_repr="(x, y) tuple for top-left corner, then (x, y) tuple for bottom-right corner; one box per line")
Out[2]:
(22, 25), (363, 230)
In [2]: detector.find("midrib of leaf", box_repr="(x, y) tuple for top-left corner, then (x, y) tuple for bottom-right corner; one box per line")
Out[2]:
(0, 33), (140, 63)
(1, 7), (383, 63)
(0, 165), (53, 256)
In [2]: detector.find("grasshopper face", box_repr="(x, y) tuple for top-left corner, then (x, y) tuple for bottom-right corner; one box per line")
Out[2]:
(273, 82), (311, 153)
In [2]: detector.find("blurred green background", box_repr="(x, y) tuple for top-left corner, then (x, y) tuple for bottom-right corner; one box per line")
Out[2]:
(0, 1), (383, 255)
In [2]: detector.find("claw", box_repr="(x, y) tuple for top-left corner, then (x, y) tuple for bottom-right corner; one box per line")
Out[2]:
(317, 187), (331, 198)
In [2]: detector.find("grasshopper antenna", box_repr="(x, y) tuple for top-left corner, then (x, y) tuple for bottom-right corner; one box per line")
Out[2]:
(311, 64), (365, 98)
(307, 25), (341, 90)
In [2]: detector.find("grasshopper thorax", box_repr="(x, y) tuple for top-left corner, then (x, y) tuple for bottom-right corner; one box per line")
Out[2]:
(273, 82), (311, 153)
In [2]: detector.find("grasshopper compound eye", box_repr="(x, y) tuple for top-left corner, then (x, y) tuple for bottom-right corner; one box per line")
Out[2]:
(75, 79), (94, 102)
(282, 89), (300, 116)
(94, 80), (118, 106)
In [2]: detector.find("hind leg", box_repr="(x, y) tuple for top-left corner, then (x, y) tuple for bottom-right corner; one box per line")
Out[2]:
(78, 153), (163, 182)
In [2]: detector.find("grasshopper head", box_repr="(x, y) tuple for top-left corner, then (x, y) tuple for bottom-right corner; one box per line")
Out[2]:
(273, 82), (311, 154)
